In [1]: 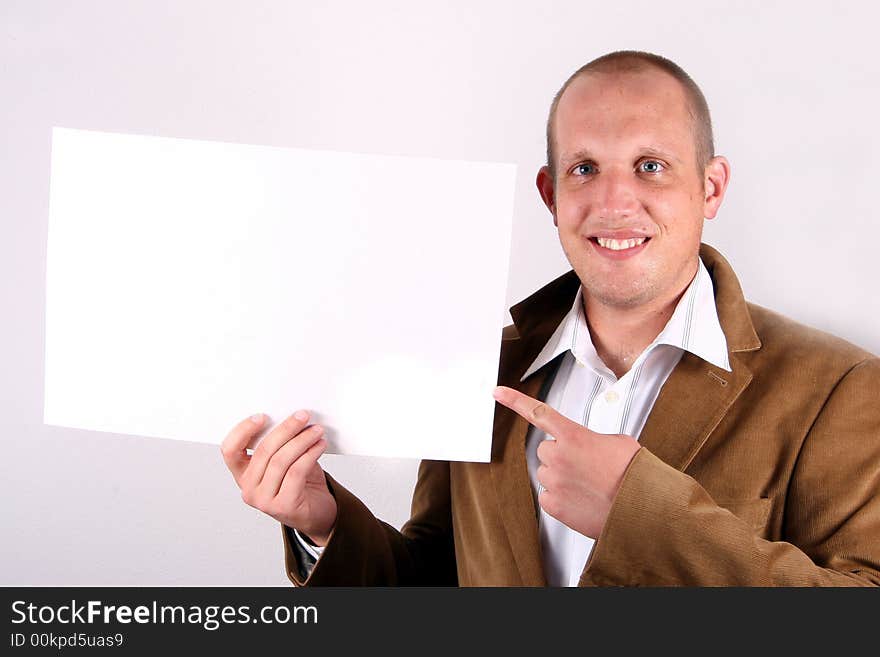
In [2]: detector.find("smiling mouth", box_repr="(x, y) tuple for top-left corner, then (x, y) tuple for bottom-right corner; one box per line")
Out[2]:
(590, 236), (651, 251)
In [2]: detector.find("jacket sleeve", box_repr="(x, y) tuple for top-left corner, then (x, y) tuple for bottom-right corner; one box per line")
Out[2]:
(581, 357), (880, 586)
(282, 459), (458, 586)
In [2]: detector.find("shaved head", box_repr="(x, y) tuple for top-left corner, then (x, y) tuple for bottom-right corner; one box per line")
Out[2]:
(546, 51), (714, 178)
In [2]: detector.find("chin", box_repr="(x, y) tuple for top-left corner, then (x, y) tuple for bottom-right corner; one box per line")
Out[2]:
(582, 280), (656, 309)
(592, 290), (653, 309)
(573, 253), (670, 308)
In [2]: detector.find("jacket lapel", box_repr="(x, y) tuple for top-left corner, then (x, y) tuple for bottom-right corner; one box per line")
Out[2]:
(489, 356), (558, 586)
(639, 244), (761, 470)
(637, 353), (752, 470)
(636, 244), (762, 470)
(489, 271), (580, 586)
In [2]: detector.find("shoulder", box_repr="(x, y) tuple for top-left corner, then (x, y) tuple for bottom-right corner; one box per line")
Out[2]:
(744, 301), (876, 378)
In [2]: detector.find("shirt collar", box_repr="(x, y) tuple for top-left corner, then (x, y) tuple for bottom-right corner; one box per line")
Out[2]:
(520, 257), (731, 382)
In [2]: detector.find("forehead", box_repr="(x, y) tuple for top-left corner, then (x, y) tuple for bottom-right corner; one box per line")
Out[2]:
(554, 69), (695, 164)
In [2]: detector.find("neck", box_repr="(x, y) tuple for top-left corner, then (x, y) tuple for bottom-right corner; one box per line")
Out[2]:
(583, 267), (697, 379)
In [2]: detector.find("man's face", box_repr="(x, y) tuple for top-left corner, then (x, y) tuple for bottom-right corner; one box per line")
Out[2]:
(539, 69), (720, 311)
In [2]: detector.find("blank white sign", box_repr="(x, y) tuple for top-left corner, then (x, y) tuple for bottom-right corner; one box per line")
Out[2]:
(44, 128), (516, 462)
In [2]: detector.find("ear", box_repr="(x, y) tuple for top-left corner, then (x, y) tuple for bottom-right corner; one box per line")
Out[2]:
(703, 156), (730, 220)
(536, 166), (558, 227)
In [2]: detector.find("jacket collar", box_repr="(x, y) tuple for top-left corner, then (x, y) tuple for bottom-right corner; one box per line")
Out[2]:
(508, 242), (761, 361)
(519, 256), (732, 382)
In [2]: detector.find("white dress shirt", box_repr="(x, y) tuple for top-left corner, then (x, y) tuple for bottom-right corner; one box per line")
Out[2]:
(296, 257), (730, 583)
(293, 528), (324, 561)
(522, 257), (730, 586)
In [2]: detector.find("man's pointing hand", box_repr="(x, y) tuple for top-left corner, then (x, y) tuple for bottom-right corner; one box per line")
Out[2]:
(493, 385), (641, 539)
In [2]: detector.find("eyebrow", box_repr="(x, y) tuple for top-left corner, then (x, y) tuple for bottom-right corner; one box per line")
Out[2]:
(559, 146), (683, 169)
(558, 150), (595, 169)
(641, 146), (683, 164)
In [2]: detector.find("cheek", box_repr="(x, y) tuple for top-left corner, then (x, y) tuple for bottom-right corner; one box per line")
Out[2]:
(554, 188), (594, 227)
(553, 204), (584, 232)
(644, 193), (704, 235)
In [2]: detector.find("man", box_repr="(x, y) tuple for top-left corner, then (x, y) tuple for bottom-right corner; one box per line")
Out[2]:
(221, 51), (880, 586)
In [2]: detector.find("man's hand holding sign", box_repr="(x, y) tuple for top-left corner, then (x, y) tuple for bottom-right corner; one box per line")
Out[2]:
(221, 411), (338, 547)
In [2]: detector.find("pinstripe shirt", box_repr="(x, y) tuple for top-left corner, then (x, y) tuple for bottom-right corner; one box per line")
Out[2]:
(522, 257), (731, 586)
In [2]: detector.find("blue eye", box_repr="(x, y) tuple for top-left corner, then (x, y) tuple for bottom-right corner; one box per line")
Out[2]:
(573, 163), (595, 176)
(639, 160), (664, 173)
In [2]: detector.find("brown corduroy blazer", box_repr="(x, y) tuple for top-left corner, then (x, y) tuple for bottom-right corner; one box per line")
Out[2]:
(283, 243), (880, 586)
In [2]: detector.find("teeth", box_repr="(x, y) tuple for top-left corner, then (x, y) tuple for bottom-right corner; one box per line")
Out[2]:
(596, 237), (646, 251)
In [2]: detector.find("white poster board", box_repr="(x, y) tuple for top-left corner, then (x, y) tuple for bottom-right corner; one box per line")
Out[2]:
(44, 128), (516, 462)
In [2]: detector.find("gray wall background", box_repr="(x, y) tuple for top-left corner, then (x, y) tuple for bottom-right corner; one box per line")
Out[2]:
(3, 0), (878, 584)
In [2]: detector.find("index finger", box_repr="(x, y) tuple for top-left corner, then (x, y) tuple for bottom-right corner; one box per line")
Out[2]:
(492, 386), (580, 441)
(220, 413), (268, 483)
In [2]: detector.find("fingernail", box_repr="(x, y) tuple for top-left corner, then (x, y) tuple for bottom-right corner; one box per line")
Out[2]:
(250, 413), (264, 425)
(294, 410), (309, 421)
(492, 386), (503, 400)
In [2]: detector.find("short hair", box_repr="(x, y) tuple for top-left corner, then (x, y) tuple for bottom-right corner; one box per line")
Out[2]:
(545, 51), (714, 178)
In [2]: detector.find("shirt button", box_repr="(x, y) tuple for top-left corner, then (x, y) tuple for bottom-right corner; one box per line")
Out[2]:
(604, 390), (620, 403)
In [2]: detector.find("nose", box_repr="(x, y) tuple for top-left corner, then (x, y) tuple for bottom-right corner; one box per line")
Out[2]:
(594, 168), (640, 222)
